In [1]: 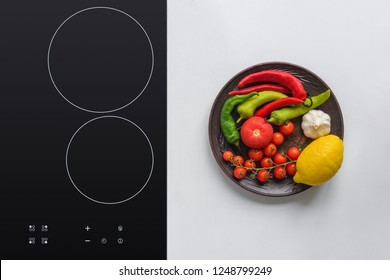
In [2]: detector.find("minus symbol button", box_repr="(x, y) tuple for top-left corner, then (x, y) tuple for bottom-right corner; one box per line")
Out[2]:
(85, 239), (91, 243)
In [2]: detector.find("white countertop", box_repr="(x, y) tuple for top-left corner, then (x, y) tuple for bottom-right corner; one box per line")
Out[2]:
(167, 0), (390, 259)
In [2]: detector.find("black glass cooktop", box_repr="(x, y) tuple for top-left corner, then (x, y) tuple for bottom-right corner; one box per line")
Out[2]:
(1, 0), (166, 260)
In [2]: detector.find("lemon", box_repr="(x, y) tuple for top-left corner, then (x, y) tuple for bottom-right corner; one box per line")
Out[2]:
(293, 134), (344, 186)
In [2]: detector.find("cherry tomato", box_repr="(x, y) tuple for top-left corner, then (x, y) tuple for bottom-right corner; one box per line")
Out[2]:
(263, 143), (277, 157)
(232, 155), (244, 166)
(257, 170), (270, 183)
(273, 153), (287, 164)
(273, 166), (286, 179)
(234, 167), (247, 179)
(260, 157), (273, 168)
(248, 149), (263, 161)
(286, 163), (297, 176)
(279, 120), (295, 136)
(240, 117), (274, 148)
(287, 147), (301, 160)
(244, 159), (256, 170)
(272, 132), (285, 146)
(222, 150), (234, 161)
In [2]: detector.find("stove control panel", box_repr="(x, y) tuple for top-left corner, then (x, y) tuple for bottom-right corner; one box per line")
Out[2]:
(27, 225), (49, 245)
(24, 223), (134, 246)
(10, 220), (166, 259)
(82, 225), (125, 245)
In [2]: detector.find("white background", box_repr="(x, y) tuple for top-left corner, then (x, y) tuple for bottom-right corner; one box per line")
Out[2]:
(168, 0), (390, 259)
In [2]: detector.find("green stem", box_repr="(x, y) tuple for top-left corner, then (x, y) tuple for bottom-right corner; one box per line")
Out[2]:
(230, 159), (296, 173)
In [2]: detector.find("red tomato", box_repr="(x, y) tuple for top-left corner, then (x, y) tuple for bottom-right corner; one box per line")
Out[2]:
(240, 117), (274, 149)
(234, 167), (247, 179)
(222, 151), (234, 161)
(279, 120), (295, 136)
(272, 132), (284, 146)
(286, 163), (297, 176)
(273, 166), (286, 179)
(273, 153), (287, 164)
(260, 157), (273, 168)
(257, 170), (270, 183)
(263, 143), (277, 157)
(287, 147), (301, 160)
(248, 149), (263, 161)
(244, 159), (256, 170)
(232, 155), (244, 166)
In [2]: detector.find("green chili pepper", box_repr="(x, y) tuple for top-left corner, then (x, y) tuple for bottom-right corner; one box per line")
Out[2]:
(236, 91), (288, 123)
(220, 92), (258, 146)
(266, 89), (331, 125)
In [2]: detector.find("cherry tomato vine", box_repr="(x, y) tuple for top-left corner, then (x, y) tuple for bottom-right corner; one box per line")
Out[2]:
(224, 150), (298, 182)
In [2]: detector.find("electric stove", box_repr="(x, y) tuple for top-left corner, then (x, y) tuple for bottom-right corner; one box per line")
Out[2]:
(1, 0), (167, 260)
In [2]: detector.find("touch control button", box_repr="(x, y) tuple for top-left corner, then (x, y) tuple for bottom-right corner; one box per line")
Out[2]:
(101, 238), (107, 244)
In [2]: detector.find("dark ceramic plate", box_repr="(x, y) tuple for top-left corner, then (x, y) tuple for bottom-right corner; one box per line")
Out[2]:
(209, 62), (344, 197)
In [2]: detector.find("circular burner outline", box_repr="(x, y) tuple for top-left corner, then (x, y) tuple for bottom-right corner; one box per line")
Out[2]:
(65, 115), (155, 205)
(47, 6), (155, 113)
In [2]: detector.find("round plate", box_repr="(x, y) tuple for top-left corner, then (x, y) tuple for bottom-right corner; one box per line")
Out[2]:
(209, 62), (344, 197)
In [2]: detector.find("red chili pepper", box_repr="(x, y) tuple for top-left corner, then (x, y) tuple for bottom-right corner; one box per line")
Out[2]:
(255, 97), (304, 118)
(238, 70), (306, 100)
(228, 83), (291, 96)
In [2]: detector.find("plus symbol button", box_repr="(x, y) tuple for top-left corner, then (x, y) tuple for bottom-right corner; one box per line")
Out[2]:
(85, 226), (91, 231)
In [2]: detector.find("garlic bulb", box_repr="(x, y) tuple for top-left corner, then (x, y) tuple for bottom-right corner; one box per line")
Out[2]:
(301, 109), (331, 139)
